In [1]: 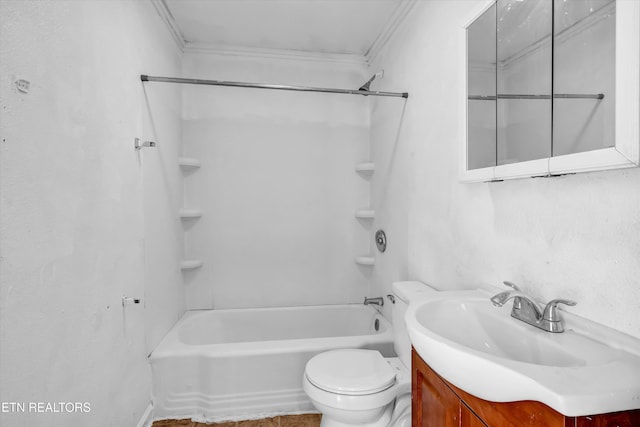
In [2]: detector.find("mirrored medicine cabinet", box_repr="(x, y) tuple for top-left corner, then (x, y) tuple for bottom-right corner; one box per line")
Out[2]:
(460, 0), (639, 182)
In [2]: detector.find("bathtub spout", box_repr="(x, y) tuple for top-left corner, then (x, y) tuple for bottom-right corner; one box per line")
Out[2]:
(364, 297), (384, 307)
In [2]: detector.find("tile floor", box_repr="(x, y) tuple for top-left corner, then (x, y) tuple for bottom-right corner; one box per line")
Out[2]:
(152, 414), (322, 427)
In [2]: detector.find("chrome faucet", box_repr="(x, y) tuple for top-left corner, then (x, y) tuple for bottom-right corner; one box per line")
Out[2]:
(364, 296), (384, 307)
(490, 281), (576, 333)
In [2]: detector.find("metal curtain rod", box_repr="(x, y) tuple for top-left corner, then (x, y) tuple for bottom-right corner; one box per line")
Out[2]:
(469, 93), (604, 100)
(141, 75), (408, 99)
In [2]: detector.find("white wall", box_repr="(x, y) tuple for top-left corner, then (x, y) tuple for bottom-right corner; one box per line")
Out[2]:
(0, 1), (182, 425)
(369, 0), (640, 339)
(181, 53), (372, 309)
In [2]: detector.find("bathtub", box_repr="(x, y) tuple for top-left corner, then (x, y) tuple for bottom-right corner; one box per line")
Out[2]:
(150, 304), (394, 421)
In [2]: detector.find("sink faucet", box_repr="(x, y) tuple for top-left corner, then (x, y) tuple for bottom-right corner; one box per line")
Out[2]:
(364, 296), (384, 307)
(490, 281), (576, 333)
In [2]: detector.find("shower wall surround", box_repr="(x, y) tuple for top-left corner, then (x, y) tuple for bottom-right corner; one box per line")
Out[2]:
(368, 96), (410, 322)
(0, 1), (182, 426)
(368, 0), (640, 338)
(181, 53), (372, 309)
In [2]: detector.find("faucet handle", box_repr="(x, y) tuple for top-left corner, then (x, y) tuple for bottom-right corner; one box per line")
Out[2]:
(542, 299), (577, 322)
(502, 281), (520, 291)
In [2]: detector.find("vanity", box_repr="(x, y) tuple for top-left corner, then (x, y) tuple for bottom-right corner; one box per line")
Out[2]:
(412, 350), (640, 426)
(406, 289), (640, 427)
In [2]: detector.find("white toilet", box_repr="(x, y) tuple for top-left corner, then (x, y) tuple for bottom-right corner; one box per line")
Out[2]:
(302, 281), (433, 427)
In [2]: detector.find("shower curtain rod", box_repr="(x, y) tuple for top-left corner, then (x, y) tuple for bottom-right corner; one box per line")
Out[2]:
(140, 75), (409, 99)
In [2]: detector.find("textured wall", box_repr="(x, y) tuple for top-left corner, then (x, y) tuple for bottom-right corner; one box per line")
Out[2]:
(180, 53), (372, 309)
(0, 1), (182, 425)
(369, 0), (640, 338)
(141, 54), (185, 356)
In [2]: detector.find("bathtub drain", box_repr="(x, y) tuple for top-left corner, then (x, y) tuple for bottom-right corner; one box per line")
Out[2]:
(374, 318), (380, 331)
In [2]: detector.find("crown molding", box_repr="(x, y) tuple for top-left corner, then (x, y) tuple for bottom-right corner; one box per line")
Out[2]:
(366, 0), (418, 65)
(150, 0), (186, 51)
(184, 42), (368, 65)
(149, 0), (413, 67)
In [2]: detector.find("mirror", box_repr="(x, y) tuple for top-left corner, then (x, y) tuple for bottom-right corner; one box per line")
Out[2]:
(467, 3), (496, 170)
(553, 0), (615, 157)
(462, 0), (638, 182)
(497, 0), (552, 165)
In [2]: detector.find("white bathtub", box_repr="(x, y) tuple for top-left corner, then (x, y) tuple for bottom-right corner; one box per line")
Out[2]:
(150, 304), (394, 421)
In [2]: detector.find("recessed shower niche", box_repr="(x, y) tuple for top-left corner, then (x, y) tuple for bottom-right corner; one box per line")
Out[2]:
(461, 0), (639, 182)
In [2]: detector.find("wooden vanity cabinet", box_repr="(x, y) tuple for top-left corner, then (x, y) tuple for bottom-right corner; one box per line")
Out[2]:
(412, 349), (640, 427)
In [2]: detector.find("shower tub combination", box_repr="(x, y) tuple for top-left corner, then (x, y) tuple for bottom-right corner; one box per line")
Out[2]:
(150, 304), (394, 421)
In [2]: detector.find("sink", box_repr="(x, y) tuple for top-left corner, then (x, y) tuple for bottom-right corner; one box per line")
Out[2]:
(406, 290), (640, 417)
(416, 297), (588, 367)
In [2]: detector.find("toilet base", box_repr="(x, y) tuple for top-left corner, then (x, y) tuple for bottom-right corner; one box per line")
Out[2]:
(303, 356), (411, 427)
(317, 401), (393, 427)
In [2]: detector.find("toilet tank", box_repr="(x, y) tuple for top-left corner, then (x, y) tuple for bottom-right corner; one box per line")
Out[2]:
(391, 281), (436, 368)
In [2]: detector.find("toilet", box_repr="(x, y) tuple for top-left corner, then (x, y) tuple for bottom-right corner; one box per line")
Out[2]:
(302, 281), (434, 427)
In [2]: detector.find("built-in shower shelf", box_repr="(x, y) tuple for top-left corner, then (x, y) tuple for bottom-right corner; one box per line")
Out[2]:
(355, 162), (375, 174)
(178, 157), (201, 169)
(179, 208), (203, 219)
(355, 209), (375, 219)
(180, 259), (203, 270)
(355, 256), (375, 266)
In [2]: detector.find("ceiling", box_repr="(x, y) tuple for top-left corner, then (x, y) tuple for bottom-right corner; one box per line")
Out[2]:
(156, 0), (414, 62)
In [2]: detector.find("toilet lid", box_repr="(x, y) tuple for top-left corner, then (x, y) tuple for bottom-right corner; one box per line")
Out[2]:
(305, 349), (396, 395)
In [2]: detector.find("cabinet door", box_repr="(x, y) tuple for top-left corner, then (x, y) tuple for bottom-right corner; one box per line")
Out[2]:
(412, 350), (460, 427)
(461, 403), (488, 427)
(577, 410), (640, 427)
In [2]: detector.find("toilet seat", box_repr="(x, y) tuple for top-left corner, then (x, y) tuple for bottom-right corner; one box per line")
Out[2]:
(305, 349), (397, 395)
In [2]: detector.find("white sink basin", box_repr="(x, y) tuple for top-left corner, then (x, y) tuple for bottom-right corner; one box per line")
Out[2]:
(406, 290), (640, 417)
